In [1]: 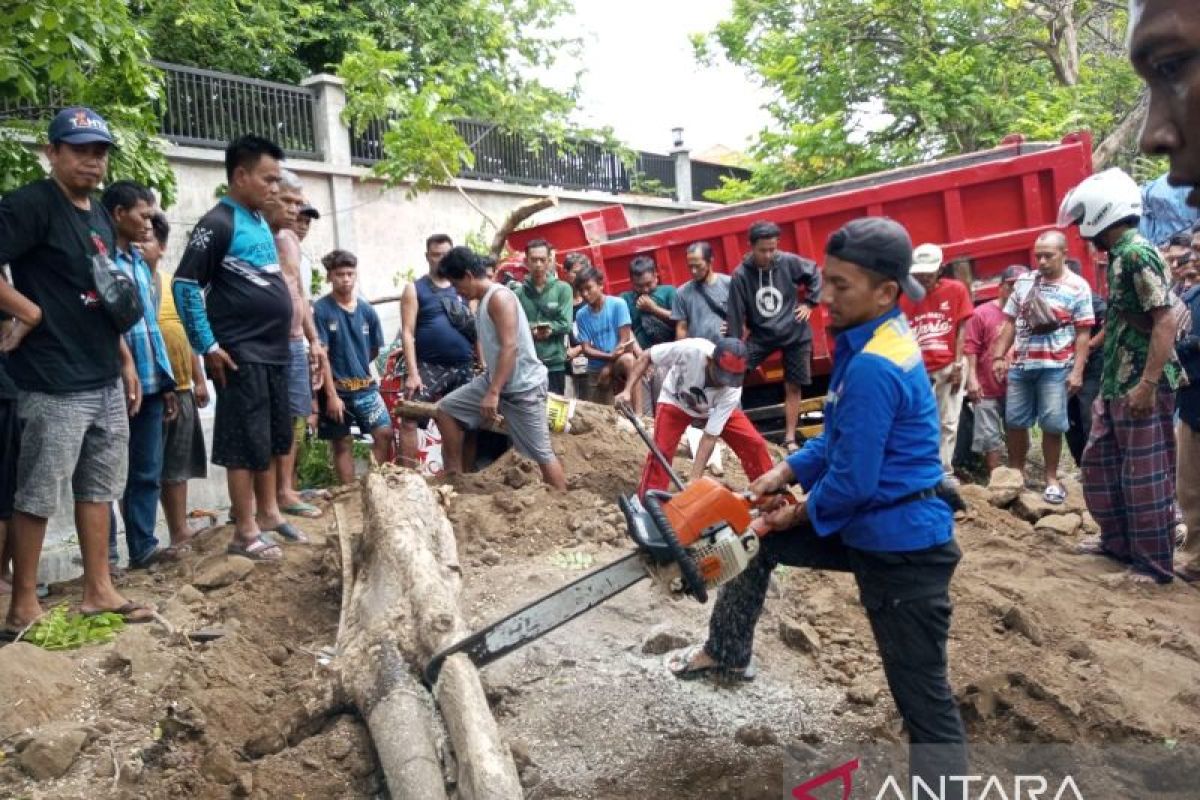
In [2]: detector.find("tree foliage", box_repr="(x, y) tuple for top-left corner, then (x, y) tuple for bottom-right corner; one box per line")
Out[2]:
(695, 0), (1142, 201)
(0, 0), (175, 204)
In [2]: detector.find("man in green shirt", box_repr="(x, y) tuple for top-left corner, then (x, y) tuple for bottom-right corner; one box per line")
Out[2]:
(1058, 167), (1183, 584)
(513, 238), (573, 394)
(621, 255), (678, 350)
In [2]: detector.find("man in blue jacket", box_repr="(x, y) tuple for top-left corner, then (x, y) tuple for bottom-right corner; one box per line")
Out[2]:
(1174, 282), (1200, 581)
(669, 217), (966, 780)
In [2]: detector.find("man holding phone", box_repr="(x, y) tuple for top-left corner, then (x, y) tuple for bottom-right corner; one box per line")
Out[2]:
(514, 238), (573, 394)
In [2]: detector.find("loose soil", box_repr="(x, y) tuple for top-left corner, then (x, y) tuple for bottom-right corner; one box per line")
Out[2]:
(4, 400), (1199, 798)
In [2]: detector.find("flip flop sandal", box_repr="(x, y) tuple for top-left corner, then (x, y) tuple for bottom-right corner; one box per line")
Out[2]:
(1043, 484), (1067, 505)
(281, 502), (323, 520)
(266, 522), (310, 544)
(299, 489), (332, 502)
(226, 535), (284, 562)
(129, 547), (182, 570)
(83, 601), (155, 624)
(666, 645), (757, 682)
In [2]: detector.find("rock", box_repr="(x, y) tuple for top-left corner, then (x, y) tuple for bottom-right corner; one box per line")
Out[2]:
(175, 585), (206, 605)
(519, 767), (544, 788)
(109, 625), (171, 685)
(234, 770), (254, 796)
(202, 745), (240, 784)
(267, 645), (290, 666)
(735, 724), (778, 747)
(480, 548), (502, 566)
(1034, 513), (1082, 537)
(779, 618), (822, 654)
(1001, 605), (1044, 646)
(191, 555), (256, 590)
(493, 494), (523, 514)
(509, 739), (534, 769)
(1065, 640), (1095, 661)
(957, 483), (991, 509)
(1012, 486), (1085, 522)
(986, 467), (1025, 506)
(326, 736), (353, 761)
(846, 681), (879, 706)
(117, 755), (144, 785)
(18, 724), (88, 780)
(641, 627), (691, 655)
(245, 727), (287, 758)
(0, 643), (81, 738)
(1080, 511), (1100, 535)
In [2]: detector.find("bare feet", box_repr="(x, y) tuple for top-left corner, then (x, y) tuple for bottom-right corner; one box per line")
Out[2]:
(1126, 570), (1161, 585)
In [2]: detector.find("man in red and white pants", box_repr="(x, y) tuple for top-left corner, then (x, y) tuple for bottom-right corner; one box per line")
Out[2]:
(616, 337), (773, 496)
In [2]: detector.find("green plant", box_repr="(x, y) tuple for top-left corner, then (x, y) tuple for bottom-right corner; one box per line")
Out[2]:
(628, 174), (674, 199)
(296, 434), (336, 489)
(25, 603), (126, 650)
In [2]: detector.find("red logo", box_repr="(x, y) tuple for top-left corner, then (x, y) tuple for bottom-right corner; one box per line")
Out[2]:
(792, 757), (860, 800)
(716, 349), (746, 374)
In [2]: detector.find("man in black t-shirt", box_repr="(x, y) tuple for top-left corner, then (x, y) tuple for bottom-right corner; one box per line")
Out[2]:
(0, 107), (152, 633)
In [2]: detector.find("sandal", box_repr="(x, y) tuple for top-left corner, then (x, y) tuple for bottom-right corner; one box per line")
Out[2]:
(1043, 484), (1067, 505)
(264, 521), (310, 544)
(226, 535), (284, 561)
(666, 645), (757, 682)
(299, 489), (332, 502)
(1074, 535), (1106, 555)
(281, 501), (323, 520)
(82, 601), (155, 624)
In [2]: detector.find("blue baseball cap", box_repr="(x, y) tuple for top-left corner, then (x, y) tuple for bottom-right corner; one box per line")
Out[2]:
(48, 107), (115, 146)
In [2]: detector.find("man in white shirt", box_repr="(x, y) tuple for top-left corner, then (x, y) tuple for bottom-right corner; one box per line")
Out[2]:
(617, 337), (773, 495)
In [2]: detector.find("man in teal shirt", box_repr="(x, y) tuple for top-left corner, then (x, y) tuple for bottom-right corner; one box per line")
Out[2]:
(513, 238), (573, 395)
(621, 255), (677, 350)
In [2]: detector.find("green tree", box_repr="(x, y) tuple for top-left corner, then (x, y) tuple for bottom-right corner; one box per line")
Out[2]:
(0, 0), (176, 204)
(695, 0), (1142, 201)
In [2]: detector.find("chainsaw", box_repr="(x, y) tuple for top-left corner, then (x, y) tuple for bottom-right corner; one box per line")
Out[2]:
(423, 408), (787, 685)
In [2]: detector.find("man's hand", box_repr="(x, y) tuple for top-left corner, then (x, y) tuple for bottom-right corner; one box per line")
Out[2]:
(718, 321), (729, 336)
(948, 359), (964, 386)
(761, 501), (808, 532)
(0, 318), (36, 353)
(204, 347), (238, 389)
(193, 379), (210, 409)
(480, 389), (501, 424)
(1066, 368), (1084, 397)
(965, 376), (981, 403)
(991, 357), (1007, 386)
(1126, 379), (1156, 418)
(532, 325), (551, 341)
(326, 392), (346, 424)
(794, 304), (812, 324)
(121, 363), (142, 417)
(635, 294), (657, 312)
(614, 389), (634, 414)
(309, 341), (327, 369)
(404, 372), (424, 400)
(163, 391), (179, 422)
(749, 462), (794, 497)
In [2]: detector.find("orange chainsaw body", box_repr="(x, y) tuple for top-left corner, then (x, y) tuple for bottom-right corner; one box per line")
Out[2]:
(662, 477), (753, 547)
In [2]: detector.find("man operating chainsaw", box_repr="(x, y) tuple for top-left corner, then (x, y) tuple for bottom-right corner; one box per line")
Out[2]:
(667, 217), (967, 783)
(615, 337), (773, 496)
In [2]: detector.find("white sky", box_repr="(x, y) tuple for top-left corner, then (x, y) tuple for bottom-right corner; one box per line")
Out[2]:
(550, 0), (774, 157)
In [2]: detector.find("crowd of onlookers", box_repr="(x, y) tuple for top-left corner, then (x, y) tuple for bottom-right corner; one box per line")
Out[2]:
(2, 97), (1200, 636)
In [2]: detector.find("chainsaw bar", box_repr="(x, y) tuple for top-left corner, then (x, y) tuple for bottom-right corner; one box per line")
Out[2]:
(423, 551), (648, 685)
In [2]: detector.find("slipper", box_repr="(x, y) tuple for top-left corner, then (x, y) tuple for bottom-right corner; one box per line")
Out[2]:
(82, 601), (154, 624)
(299, 489), (332, 502)
(1074, 536), (1106, 555)
(0, 627), (22, 643)
(1043, 484), (1067, 505)
(226, 535), (284, 561)
(129, 547), (181, 570)
(281, 502), (323, 520)
(666, 645), (756, 682)
(265, 521), (310, 544)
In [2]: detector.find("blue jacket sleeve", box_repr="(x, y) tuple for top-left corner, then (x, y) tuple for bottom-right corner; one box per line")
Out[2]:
(784, 433), (828, 491)
(805, 357), (900, 537)
(172, 279), (215, 354)
(173, 209), (232, 355)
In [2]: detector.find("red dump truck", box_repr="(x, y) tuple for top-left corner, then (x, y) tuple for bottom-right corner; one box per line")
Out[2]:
(507, 132), (1096, 413)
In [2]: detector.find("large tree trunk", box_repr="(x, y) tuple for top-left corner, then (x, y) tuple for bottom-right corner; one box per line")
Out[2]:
(489, 195), (559, 256)
(336, 471), (523, 800)
(1093, 91), (1150, 171)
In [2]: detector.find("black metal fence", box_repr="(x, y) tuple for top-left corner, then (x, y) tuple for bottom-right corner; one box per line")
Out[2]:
(153, 61), (319, 158)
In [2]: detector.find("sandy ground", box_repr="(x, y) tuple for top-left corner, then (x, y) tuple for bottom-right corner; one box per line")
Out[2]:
(3, 400), (1199, 798)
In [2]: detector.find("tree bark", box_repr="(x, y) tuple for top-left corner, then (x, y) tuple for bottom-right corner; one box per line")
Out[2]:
(1093, 90), (1150, 171)
(489, 195), (559, 256)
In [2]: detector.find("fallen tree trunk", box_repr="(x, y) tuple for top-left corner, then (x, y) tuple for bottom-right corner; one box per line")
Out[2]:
(489, 195), (558, 257)
(337, 470), (521, 800)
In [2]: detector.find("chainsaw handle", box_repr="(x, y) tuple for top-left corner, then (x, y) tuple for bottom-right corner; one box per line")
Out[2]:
(644, 491), (708, 604)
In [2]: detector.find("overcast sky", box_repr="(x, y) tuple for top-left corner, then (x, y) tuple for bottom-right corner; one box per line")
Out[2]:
(550, 0), (774, 157)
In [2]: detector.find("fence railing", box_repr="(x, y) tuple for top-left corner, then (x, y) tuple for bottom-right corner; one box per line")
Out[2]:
(153, 60), (319, 158)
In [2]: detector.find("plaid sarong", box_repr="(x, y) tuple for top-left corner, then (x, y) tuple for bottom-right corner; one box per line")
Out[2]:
(1081, 388), (1177, 582)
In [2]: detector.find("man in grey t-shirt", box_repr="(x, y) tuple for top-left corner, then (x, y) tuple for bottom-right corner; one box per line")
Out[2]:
(671, 241), (731, 344)
(435, 247), (567, 490)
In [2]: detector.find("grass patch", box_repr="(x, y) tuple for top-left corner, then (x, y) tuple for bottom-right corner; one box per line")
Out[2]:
(296, 434), (376, 489)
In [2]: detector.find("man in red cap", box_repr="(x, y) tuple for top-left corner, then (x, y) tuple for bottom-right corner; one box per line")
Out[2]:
(616, 336), (772, 496)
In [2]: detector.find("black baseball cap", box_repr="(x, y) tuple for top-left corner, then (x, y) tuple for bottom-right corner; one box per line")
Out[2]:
(48, 107), (115, 146)
(825, 217), (924, 301)
(299, 203), (320, 219)
(1001, 264), (1029, 283)
(711, 338), (748, 387)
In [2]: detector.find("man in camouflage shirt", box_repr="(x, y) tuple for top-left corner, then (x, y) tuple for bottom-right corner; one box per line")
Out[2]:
(1061, 169), (1182, 584)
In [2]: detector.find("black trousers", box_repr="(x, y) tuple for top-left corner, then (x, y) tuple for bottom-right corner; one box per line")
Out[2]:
(704, 525), (967, 779)
(547, 369), (566, 396)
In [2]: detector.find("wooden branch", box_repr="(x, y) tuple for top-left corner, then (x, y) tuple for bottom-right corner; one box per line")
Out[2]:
(1093, 90), (1150, 171)
(368, 293), (404, 306)
(489, 195), (559, 257)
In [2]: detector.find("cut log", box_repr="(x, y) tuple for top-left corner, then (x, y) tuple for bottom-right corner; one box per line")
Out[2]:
(490, 196), (559, 257)
(337, 470), (521, 800)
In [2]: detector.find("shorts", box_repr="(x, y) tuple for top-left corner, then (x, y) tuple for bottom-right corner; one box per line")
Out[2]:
(319, 387), (392, 439)
(212, 362), (292, 471)
(287, 339), (312, 417)
(575, 371), (614, 405)
(15, 381), (129, 519)
(971, 397), (1006, 454)
(413, 361), (474, 403)
(1005, 364), (1069, 434)
(746, 337), (812, 387)
(162, 389), (208, 484)
(0, 397), (22, 520)
(439, 375), (557, 465)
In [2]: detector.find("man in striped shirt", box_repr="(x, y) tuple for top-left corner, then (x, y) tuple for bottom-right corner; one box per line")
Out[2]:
(990, 231), (1093, 504)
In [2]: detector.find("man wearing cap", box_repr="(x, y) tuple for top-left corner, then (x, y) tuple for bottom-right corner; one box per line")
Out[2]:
(901, 243), (974, 478)
(668, 217), (965, 783)
(293, 200), (319, 299)
(0, 107), (154, 633)
(964, 265), (1027, 473)
(616, 337), (773, 496)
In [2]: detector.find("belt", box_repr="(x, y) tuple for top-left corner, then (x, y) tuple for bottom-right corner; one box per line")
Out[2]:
(336, 377), (376, 392)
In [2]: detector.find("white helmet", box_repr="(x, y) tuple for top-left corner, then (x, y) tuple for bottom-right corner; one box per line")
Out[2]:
(1057, 168), (1143, 239)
